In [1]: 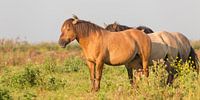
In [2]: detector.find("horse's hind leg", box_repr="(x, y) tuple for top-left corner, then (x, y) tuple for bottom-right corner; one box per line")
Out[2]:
(139, 37), (151, 77)
(126, 57), (142, 87)
(142, 58), (149, 77)
(165, 61), (177, 84)
(125, 65), (134, 86)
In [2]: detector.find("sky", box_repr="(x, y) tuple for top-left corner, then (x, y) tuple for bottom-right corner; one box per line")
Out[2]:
(0, 0), (200, 43)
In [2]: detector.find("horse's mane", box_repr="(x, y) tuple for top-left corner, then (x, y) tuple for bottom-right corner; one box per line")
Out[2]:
(105, 24), (132, 32)
(136, 26), (154, 33)
(64, 18), (105, 37)
(105, 23), (154, 34)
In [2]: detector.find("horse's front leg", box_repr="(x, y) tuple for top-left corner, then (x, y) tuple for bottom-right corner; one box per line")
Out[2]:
(94, 60), (104, 92)
(86, 61), (95, 92)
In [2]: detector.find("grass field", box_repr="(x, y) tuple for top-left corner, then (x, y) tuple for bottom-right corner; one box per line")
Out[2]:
(0, 39), (200, 100)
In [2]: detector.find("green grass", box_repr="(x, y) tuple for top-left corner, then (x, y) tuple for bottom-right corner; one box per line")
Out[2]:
(0, 57), (199, 99)
(0, 39), (200, 99)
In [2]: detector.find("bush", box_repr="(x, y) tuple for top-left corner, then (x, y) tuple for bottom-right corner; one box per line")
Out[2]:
(129, 59), (199, 99)
(43, 57), (57, 73)
(0, 88), (12, 100)
(44, 76), (66, 91)
(59, 57), (85, 73)
(22, 91), (37, 100)
(10, 66), (42, 89)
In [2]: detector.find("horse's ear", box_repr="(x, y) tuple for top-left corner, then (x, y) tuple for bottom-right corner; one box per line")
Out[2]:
(72, 14), (79, 20)
(72, 19), (78, 25)
(72, 14), (79, 24)
(113, 21), (118, 29)
(103, 23), (107, 27)
(72, 15), (79, 25)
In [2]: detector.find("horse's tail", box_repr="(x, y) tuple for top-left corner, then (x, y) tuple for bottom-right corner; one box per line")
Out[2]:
(189, 47), (199, 73)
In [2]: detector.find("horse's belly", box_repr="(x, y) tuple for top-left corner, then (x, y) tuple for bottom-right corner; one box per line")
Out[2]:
(105, 56), (133, 66)
(105, 48), (137, 66)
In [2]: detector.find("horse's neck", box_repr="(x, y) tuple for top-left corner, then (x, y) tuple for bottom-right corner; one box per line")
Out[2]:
(76, 30), (106, 50)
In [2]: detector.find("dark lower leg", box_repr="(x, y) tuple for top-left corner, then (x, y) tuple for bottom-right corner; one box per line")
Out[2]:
(126, 66), (134, 86)
(165, 61), (176, 84)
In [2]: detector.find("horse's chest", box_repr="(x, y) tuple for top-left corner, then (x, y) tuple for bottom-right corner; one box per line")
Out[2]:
(82, 43), (102, 62)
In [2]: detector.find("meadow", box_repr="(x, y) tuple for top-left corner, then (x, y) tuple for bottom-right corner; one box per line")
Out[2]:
(0, 39), (200, 100)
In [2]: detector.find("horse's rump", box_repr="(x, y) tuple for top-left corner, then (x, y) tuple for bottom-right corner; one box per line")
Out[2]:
(170, 32), (191, 61)
(159, 31), (179, 61)
(170, 32), (199, 72)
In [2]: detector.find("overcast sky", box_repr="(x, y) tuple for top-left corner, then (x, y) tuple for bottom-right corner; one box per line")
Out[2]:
(0, 0), (200, 43)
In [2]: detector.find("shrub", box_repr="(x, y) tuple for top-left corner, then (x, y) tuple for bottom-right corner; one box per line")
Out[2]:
(22, 91), (37, 100)
(43, 57), (57, 73)
(59, 57), (85, 73)
(44, 76), (66, 91)
(0, 88), (12, 100)
(10, 66), (42, 89)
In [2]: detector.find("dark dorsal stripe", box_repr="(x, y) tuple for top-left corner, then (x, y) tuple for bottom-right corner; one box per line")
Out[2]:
(116, 25), (132, 32)
(105, 24), (131, 32)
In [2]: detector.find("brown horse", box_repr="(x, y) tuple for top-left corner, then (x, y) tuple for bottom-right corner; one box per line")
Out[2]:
(105, 22), (154, 34)
(105, 23), (199, 83)
(59, 15), (152, 92)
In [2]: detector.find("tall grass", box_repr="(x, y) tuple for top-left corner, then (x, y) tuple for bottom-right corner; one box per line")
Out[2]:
(0, 39), (81, 67)
(0, 39), (199, 99)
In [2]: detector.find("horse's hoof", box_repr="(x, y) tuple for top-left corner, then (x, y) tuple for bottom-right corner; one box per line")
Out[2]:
(143, 70), (149, 77)
(90, 88), (94, 92)
(94, 87), (100, 92)
(90, 88), (99, 92)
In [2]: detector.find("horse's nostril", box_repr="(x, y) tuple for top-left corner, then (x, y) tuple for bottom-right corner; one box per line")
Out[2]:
(58, 39), (70, 48)
(58, 39), (65, 46)
(58, 39), (63, 45)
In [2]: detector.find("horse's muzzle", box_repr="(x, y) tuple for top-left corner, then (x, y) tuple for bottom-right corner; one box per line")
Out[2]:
(58, 39), (70, 48)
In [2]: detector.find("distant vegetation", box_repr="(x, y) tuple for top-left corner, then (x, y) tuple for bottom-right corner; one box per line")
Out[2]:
(191, 40), (200, 50)
(0, 39), (199, 99)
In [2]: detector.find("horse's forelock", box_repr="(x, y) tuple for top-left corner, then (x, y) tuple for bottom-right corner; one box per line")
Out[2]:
(62, 18), (74, 28)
